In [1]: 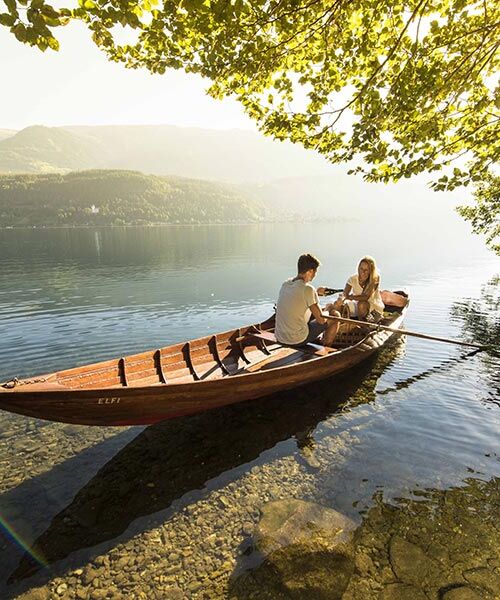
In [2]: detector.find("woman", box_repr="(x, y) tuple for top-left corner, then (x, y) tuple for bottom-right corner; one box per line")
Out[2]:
(332, 256), (384, 322)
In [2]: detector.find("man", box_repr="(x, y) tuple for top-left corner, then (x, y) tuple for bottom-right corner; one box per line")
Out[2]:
(275, 253), (340, 347)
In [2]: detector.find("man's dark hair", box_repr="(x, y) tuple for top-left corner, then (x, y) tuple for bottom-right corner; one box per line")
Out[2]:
(297, 253), (321, 273)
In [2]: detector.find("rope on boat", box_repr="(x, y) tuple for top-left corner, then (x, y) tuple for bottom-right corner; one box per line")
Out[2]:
(1, 377), (48, 389)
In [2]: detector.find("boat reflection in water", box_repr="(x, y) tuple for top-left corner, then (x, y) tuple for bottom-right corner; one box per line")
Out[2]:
(6, 343), (403, 591)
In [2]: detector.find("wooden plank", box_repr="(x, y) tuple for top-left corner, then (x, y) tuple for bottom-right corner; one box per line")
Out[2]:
(155, 349), (167, 384)
(210, 335), (231, 375)
(235, 328), (251, 364)
(56, 357), (119, 378)
(59, 368), (121, 388)
(118, 357), (128, 387)
(184, 342), (201, 381)
(243, 347), (305, 373)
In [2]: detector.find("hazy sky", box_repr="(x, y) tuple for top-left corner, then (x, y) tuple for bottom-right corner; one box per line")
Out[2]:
(0, 21), (255, 131)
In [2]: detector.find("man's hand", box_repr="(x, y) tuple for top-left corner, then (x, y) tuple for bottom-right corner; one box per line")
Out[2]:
(317, 286), (326, 296)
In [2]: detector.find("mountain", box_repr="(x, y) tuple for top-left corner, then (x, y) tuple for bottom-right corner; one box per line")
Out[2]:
(0, 126), (104, 173)
(0, 125), (464, 224)
(0, 170), (271, 227)
(0, 129), (16, 142)
(0, 124), (333, 182)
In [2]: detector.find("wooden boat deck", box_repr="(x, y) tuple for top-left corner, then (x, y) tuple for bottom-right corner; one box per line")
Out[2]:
(53, 334), (319, 390)
(44, 315), (389, 391)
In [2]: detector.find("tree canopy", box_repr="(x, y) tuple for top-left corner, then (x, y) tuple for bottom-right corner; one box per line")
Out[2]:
(2, 0), (499, 250)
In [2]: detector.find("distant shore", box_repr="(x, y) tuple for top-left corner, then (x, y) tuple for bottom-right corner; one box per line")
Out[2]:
(0, 217), (358, 230)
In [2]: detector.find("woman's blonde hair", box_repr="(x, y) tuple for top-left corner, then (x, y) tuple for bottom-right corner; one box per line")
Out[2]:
(358, 255), (380, 293)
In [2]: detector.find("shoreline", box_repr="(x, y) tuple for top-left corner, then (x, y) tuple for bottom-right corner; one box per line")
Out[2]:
(0, 218), (358, 230)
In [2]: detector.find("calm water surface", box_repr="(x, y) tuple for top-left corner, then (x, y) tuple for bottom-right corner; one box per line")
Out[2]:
(0, 220), (498, 598)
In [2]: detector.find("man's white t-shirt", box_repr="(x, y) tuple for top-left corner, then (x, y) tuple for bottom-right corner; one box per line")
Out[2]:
(275, 278), (319, 345)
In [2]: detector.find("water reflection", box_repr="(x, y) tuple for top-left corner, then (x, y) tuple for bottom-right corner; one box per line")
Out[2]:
(450, 276), (499, 356)
(450, 276), (500, 405)
(5, 350), (396, 592)
(376, 348), (482, 397)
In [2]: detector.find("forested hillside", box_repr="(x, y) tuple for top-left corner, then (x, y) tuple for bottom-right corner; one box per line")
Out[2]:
(0, 170), (269, 226)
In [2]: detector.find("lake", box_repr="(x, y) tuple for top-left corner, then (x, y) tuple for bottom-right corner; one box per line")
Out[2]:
(0, 217), (498, 599)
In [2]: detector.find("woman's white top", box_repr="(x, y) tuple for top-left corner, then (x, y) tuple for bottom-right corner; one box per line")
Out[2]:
(347, 273), (385, 315)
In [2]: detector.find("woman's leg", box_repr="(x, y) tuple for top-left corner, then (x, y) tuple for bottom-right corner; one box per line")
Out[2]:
(330, 298), (344, 314)
(358, 301), (369, 319)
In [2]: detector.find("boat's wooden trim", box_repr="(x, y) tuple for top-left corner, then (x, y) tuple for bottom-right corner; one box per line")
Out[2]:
(183, 342), (200, 381)
(118, 357), (128, 387)
(236, 328), (251, 364)
(210, 335), (231, 375)
(155, 349), (167, 384)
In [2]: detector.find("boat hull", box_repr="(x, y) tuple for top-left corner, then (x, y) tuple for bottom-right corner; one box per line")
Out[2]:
(0, 310), (405, 426)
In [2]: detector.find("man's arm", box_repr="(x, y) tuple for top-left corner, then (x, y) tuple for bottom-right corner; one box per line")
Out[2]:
(310, 302), (327, 325)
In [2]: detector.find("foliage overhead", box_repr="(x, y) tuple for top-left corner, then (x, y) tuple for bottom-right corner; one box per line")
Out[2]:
(457, 174), (500, 253)
(2, 0), (499, 249)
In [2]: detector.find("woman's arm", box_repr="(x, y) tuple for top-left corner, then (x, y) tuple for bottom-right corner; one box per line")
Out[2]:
(347, 281), (378, 301)
(345, 281), (368, 301)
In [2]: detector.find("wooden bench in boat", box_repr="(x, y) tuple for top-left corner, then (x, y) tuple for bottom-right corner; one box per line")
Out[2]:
(237, 329), (337, 356)
(234, 330), (338, 375)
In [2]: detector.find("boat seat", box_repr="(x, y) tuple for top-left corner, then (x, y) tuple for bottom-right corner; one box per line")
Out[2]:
(240, 329), (337, 356)
(243, 347), (306, 374)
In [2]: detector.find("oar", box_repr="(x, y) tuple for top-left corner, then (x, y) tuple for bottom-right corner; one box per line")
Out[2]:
(324, 314), (488, 350)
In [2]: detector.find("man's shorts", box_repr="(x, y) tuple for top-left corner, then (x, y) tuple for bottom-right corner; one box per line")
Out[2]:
(288, 320), (327, 347)
(305, 320), (327, 343)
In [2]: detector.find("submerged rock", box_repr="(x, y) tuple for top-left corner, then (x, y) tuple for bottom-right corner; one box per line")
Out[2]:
(380, 582), (428, 600)
(240, 499), (358, 600)
(255, 498), (356, 555)
(441, 586), (485, 600)
(389, 535), (441, 584)
(463, 567), (500, 595)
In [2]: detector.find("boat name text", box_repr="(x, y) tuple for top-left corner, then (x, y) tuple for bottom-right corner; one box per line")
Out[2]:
(98, 397), (121, 405)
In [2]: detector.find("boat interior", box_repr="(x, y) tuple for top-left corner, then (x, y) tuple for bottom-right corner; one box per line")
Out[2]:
(34, 292), (408, 391)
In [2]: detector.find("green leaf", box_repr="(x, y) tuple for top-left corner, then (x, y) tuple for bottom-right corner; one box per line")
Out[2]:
(4, 0), (17, 13)
(0, 12), (15, 25)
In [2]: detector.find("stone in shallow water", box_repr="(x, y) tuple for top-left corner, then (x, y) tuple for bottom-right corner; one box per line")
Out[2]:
(255, 498), (356, 555)
(162, 586), (184, 599)
(247, 499), (358, 600)
(463, 567), (500, 595)
(389, 535), (440, 585)
(380, 582), (428, 600)
(441, 586), (485, 600)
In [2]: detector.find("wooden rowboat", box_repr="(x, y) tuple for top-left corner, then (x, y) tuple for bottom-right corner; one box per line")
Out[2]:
(0, 291), (409, 426)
